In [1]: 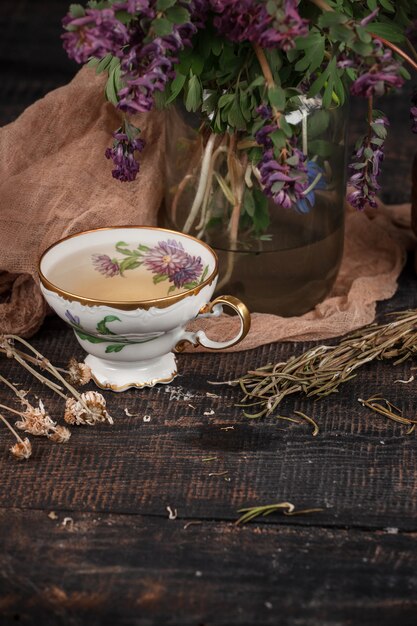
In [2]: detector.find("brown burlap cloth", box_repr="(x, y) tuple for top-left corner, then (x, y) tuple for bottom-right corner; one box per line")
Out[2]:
(0, 68), (415, 350)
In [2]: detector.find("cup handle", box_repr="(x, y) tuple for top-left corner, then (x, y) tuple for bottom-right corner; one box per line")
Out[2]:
(175, 295), (251, 352)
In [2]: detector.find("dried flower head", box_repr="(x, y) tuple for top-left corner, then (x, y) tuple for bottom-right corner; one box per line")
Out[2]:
(67, 358), (92, 386)
(64, 391), (113, 426)
(15, 400), (57, 437)
(48, 425), (72, 444)
(10, 437), (32, 461)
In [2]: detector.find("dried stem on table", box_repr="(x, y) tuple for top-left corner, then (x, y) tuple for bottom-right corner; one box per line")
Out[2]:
(0, 410), (32, 460)
(235, 502), (323, 525)
(0, 334), (113, 459)
(358, 396), (417, 434)
(0, 335), (111, 425)
(215, 310), (417, 433)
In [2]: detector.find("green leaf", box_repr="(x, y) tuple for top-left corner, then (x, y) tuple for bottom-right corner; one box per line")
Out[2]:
(227, 98), (247, 130)
(350, 39), (374, 56)
(308, 139), (334, 158)
(166, 6), (190, 24)
(295, 34), (325, 73)
(103, 315), (121, 324)
(119, 258), (142, 273)
(86, 57), (100, 68)
(355, 26), (371, 44)
(252, 188), (270, 233)
(218, 93), (235, 108)
(114, 10), (134, 24)
(318, 11), (349, 27)
(270, 129), (286, 151)
(153, 274), (169, 284)
(137, 244), (150, 251)
(191, 54), (204, 76)
(307, 110), (329, 140)
(156, 0), (176, 9)
(105, 62), (122, 106)
(211, 38), (222, 56)
(183, 281), (198, 289)
(365, 22), (405, 43)
(268, 86), (285, 111)
(185, 74), (202, 112)
(151, 17), (173, 36)
(75, 330), (107, 344)
(239, 91), (252, 122)
(166, 73), (186, 104)
(279, 116), (293, 138)
(69, 3), (85, 18)
(168, 285), (177, 294)
(308, 63), (331, 97)
(200, 265), (209, 282)
(379, 0), (395, 12)
(243, 189), (255, 217)
(96, 53), (113, 74)
(202, 90), (219, 115)
(96, 315), (121, 336)
(248, 75), (265, 90)
(105, 344), (125, 353)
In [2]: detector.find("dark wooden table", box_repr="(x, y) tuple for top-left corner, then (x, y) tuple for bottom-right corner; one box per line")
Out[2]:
(1, 3), (417, 625)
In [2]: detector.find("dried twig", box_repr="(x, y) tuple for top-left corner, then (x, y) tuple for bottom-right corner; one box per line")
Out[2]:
(235, 502), (323, 525)
(218, 310), (417, 422)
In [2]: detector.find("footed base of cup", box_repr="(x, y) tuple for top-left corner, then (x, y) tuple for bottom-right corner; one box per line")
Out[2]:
(85, 352), (178, 392)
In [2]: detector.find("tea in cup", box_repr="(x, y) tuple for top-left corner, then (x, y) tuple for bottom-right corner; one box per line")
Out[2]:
(38, 226), (250, 391)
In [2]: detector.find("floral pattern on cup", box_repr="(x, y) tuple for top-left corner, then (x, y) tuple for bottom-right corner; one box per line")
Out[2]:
(91, 239), (209, 295)
(65, 310), (160, 353)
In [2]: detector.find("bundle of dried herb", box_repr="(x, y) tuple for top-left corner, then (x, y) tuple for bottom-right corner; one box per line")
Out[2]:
(216, 310), (417, 421)
(0, 334), (113, 460)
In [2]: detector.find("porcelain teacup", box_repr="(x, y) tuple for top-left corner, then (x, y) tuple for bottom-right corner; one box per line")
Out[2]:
(38, 226), (250, 391)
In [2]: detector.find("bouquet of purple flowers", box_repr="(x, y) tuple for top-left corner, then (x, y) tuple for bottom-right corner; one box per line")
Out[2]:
(63, 0), (417, 226)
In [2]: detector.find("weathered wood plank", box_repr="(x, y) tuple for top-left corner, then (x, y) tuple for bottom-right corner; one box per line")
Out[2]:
(1, 268), (417, 530)
(1, 508), (416, 626)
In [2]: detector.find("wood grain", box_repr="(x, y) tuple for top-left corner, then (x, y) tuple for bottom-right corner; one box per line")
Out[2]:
(0, 265), (416, 531)
(1, 509), (417, 626)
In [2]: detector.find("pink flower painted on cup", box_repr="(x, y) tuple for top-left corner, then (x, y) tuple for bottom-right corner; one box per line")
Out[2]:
(171, 255), (204, 289)
(91, 239), (206, 293)
(143, 240), (203, 288)
(92, 254), (120, 277)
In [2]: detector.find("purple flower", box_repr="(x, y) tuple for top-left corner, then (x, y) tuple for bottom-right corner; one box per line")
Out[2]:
(92, 254), (121, 277)
(118, 22), (197, 114)
(105, 129), (145, 182)
(256, 104), (273, 120)
(211, 0), (308, 50)
(257, 148), (308, 209)
(62, 7), (131, 64)
(347, 115), (388, 210)
(143, 239), (188, 275)
(411, 90), (417, 134)
(143, 240), (203, 289)
(171, 255), (204, 288)
(359, 8), (379, 27)
(255, 118), (308, 210)
(350, 41), (404, 98)
(65, 310), (81, 326)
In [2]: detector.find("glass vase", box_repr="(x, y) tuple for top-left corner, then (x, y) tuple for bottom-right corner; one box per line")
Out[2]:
(161, 103), (347, 317)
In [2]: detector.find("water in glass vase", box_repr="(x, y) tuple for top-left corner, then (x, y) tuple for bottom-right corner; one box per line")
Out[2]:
(208, 194), (344, 316)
